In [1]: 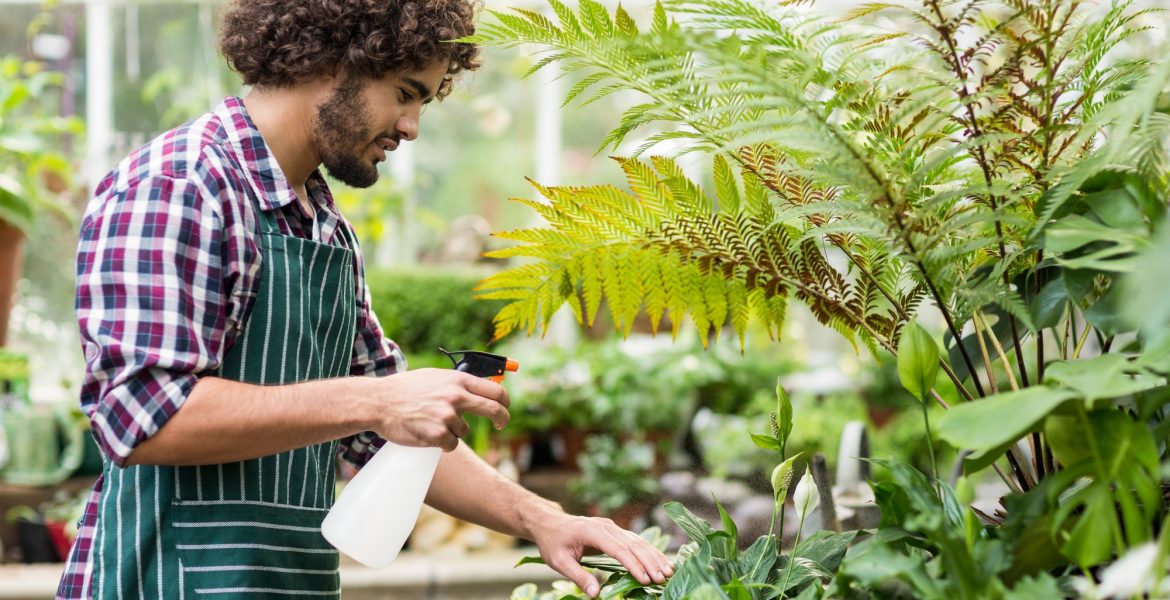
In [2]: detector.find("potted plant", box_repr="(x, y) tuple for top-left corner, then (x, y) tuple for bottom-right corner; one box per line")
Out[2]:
(0, 55), (81, 346)
(569, 434), (659, 529)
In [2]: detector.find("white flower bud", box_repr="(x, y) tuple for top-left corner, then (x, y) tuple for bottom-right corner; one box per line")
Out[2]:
(770, 455), (798, 504)
(792, 466), (820, 521)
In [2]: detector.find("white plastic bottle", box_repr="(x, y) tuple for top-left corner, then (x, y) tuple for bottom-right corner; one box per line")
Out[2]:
(321, 442), (443, 568)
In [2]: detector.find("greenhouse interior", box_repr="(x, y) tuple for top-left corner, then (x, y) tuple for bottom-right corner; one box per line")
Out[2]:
(1, 0), (1169, 598)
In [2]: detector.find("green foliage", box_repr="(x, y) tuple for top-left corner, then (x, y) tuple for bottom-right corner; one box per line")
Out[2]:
(328, 176), (403, 257)
(570, 434), (659, 515)
(518, 498), (858, 599)
(508, 333), (783, 434)
(365, 268), (506, 359)
(895, 322), (941, 403)
(475, 0), (1170, 593)
(0, 55), (81, 233)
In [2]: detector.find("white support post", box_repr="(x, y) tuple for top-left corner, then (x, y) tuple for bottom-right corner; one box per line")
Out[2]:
(85, 0), (114, 192)
(534, 45), (562, 191)
(533, 40), (579, 347)
(376, 143), (416, 267)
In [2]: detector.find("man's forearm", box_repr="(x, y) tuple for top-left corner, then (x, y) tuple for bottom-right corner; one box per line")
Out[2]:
(125, 375), (377, 466)
(425, 443), (567, 541)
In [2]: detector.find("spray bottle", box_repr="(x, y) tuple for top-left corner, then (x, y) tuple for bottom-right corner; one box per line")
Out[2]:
(321, 348), (519, 568)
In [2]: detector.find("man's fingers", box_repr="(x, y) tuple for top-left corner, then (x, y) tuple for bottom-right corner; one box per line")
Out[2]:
(546, 553), (600, 598)
(457, 372), (510, 408)
(620, 530), (670, 584)
(453, 395), (510, 429)
(438, 432), (459, 452)
(593, 529), (654, 585)
(447, 416), (470, 440)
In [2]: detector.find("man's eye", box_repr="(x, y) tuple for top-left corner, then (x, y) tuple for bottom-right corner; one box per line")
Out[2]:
(400, 89), (413, 103)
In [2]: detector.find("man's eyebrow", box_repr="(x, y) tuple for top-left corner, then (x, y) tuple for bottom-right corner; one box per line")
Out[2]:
(403, 76), (435, 104)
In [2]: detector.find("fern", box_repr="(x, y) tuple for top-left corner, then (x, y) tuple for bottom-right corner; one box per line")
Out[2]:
(479, 155), (908, 354)
(472, 0), (1162, 435)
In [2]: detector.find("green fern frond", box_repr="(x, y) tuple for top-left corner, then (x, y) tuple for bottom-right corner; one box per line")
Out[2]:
(547, 0), (584, 39)
(712, 154), (742, 213)
(562, 71), (610, 106)
(614, 4), (639, 36)
(579, 0), (617, 39)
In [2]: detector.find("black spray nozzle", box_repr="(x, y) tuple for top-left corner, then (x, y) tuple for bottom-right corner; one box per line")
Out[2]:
(437, 348), (519, 381)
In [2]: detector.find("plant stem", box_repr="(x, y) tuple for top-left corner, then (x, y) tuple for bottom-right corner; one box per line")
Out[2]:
(978, 312), (1020, 391)
(778, 513), (807, 599)
(993, 462), (1023, 494)
(922, 396), (940, 489)
(924, 278), (986, 398)
(924, 0), (1031, 393)
(1073, 317), (1094, 359)
(940, 360), (975, 402)
(972, 312), (998, 395)
(976, 312), (1042, 477)
(1038, 328), (1047, 382)
(1005, 446), (1035, 492)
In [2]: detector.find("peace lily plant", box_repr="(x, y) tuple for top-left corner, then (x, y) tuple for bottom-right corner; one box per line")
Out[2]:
(472, 0), (1170, 597)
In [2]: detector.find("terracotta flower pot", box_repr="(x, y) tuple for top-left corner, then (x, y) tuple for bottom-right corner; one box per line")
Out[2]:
(0, 219), (26, 347)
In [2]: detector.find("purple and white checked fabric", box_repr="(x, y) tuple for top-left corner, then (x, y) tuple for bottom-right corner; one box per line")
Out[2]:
(58, 96), (405, 599)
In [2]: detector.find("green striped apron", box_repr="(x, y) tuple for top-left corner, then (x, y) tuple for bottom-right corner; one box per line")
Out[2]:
(93, 190), (357, 598)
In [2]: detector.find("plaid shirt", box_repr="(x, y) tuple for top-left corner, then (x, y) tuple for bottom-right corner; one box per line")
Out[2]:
(59, 96), (405, 599)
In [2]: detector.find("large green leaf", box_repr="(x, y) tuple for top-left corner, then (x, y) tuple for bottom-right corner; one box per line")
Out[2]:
(1045, 409), (1160, 478)
(600, 574), (647, 600)
(714, 497), (737, 562)
(663, 541), (716, 600)
(665, 502), (713, 547)
(936, 387), (1076, 451)
(1043, 354), (1163, 404)
(0, 175), (32, 232)
(735, 534), (777, 586)
(897, 321), (940, 402)
(688, 584), (727, 600)
(1045, 214), (1149, 272)
(775, 380), (793, 449)
(750, 433), (780, 451)
(1057, 486), (1116, 568)
(1002, 574), (1064, 599)
(794, 530), (858, 574)
(1082, 285), (1127, 337)
(837, 539), (943, 599)
(721, 577), (752, 600)
(1123, 226), (1170, 342)
(1029, 278), (1068, 330)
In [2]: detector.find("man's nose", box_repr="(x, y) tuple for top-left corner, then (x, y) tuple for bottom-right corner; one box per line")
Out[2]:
(396, 113), (419, 142)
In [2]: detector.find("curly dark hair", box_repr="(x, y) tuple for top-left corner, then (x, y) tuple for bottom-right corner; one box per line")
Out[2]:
(218, 0), (481, 98)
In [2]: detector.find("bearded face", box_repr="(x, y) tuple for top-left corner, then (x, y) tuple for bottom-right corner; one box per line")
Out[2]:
(313, 77), (382, 188)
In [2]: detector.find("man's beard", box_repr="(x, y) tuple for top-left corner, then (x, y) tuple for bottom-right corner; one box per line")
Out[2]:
(314, 77), (379, 188)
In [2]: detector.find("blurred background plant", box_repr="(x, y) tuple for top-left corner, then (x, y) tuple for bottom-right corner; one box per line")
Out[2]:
(569, 434), (659, 520)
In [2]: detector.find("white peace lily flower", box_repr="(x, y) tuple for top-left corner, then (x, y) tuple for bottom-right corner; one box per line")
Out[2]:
(792, 466), (820, 520)
(1071, 543), (1170, 599)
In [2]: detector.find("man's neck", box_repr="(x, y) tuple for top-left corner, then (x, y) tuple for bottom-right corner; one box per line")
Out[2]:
(242, 80), (331, 195)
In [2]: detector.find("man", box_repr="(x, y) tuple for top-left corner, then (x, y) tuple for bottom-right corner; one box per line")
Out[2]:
(58, 1), (672, 597)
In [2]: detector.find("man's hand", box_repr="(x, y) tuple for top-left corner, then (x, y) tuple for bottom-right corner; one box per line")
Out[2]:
(531, 514), (674, 598)
(366, 368), (510, 451)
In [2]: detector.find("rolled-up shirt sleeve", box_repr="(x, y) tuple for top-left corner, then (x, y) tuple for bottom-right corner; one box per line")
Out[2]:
(76, 175), (235, 466)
